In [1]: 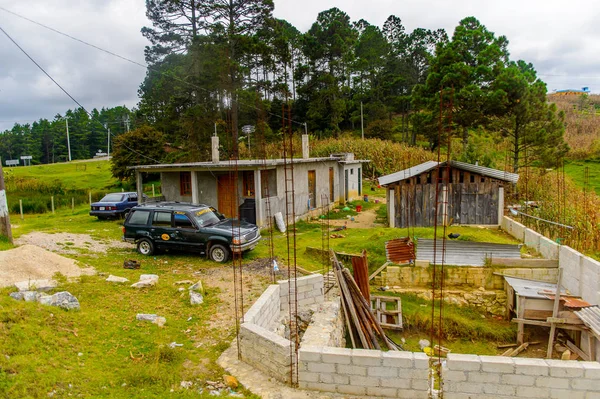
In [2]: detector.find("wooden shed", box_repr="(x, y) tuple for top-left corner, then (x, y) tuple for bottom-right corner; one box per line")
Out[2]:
(378, 161), (518, 228)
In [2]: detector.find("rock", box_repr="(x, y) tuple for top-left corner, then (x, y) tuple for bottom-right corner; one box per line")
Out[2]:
(37, 291), (80, 310)
(140, 274), (159, 281)
(106, 275), (129, 283)
(419, 339), (430, 350)
(23, 291), (39, 302)
(180, 381), (193, 389)
(9, 292), (24, 300)
(223, 375), (238, 389)
(174, 280), (193, 285)
(561, 349), (572, 360)
(178, 287), (185, 292)
(131, 279), (157, 289)
(189, 280), (204, 294)
(190, 291), (204, 305)
(136, 313), (159, 322)
(152, 317), (166, 327)
(15, 279), (57, 292)
(169, 342), (183, 349)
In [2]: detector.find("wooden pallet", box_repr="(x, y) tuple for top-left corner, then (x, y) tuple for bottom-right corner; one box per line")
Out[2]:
(371, 295), (403, 330)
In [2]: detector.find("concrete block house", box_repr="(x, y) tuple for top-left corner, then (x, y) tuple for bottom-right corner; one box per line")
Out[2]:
(379, 160), (519, 228)
(130, 135), (367, 227)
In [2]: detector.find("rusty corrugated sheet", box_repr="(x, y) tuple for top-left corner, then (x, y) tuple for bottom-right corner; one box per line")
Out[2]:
(351, 250), (370, 302)
(385, 238), (415, 264)
(544, 295), (592, 309)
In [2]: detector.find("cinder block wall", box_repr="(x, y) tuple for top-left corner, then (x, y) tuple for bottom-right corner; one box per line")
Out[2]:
(444, 353), (600, 398)
(298, 346), (430, 398)
(279, 274), (324, 311)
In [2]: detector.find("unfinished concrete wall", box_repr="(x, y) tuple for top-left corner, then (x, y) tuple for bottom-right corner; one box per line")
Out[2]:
(298, 347), (430, 398)
(278, 274), (324, 311)
(444, 353), (600, 398)
(501, 216), (526, 243)
(301, 299), (345, 348)
(160, 172), (191, 202)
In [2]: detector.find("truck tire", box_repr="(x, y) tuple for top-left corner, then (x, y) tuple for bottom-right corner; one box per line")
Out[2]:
(137, 238), (155, 256)
(209, 244), (230, 263)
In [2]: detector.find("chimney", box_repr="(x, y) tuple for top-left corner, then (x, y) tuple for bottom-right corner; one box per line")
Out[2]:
(302, 134), (309, 159)
(211, 135), (219, 163)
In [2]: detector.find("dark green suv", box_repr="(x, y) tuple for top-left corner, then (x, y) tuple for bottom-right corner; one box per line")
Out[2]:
(122, 202), (261, 263)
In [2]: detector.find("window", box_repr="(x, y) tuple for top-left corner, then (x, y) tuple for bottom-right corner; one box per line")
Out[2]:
(180, 172), (192, 195)
(426, 173), (432, 184)
(174, 213), (194, 229)
(350, 168), (354, 175)
(481, 177), (485, 183)
(152, 211), (172, 227)
(243, 171), (255, 197)
(459, 172), (464, 183)
(260, 169), (277, 197)
(128, 210), (150, 225)
(470, 175), (475, 183)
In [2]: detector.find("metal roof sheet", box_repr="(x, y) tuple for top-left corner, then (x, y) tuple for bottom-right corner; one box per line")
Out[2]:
(385, 238), (416, 264)
(503, 276), (566, 299)
(544, 295), (592, 309)
(378, 160), (519, 186)
(575, 306), (600, 338)
(416, 239), (521, 266)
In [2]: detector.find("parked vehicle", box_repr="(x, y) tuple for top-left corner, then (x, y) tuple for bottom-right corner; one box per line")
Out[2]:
(122, 202), (261, 263)
(90, 192), (146, 219)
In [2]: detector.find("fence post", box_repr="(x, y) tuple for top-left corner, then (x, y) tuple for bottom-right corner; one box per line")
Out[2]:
(51, 196), (54, 214)
(152, 184), (155, 197)
(19, 199), (23, 220)
(121, 188), (124, 192)
(71, 197), (74, 211)
(89, 191), (92, 205)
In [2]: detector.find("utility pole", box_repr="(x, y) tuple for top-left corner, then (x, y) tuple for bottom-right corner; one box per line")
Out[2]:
(360, 101), (364, 140)
(104, 123), (111, 159)
(124, 115), (130, 133)
(65, 116), (72, 161)
(0, 163), (13, 244)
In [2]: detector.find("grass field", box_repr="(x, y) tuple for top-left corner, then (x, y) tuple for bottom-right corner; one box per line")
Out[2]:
(564, 160), (600, 195)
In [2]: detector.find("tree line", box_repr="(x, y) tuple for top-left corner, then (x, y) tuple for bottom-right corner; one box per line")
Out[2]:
(0, 1), (568, 175)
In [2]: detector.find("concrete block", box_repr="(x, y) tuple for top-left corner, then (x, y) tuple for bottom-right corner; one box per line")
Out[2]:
(366, 386), (398, 397)
(539, 235), (559, 259)
(585, 392), (600, 399)
(336, 384), (366, 396)
(307, 362), (335, 373)
(298, 371), (319, 383)
(410, 378), (430, 391)
(480, 355), (515, 373)
(467, 371), (500, 383)
(572, 378), (600, 391)
(413, 352), (430, 368)
(303, 381), (336, 392)
(447, 354), (481, 371)
(514, 357), (549, 376)
(348, 375), (380, 387)
(535, 376), (570, 389)
(547, 360), (585, 378)
(380, 377), (411, 389)
(550, 389), (586, 399)
(447, 381), (484, 394)
(337, 364), (367, 376)
(516, 386), (551, 398)
(397, 390), (429, 399)
(501, 374), (535, 386)
(583, 361), (600, 379)
(525, 229), (541, 251)
(443, 370), (467, 382)
(382, 351), (413, 368)
(321, 347), (351, 364)
(351, 349), (382, 366)
(367, 366), (398, 378)
(482, 383), (517, 396)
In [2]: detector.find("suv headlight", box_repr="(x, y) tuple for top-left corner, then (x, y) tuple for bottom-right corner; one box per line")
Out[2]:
(232, 236), (247, 245)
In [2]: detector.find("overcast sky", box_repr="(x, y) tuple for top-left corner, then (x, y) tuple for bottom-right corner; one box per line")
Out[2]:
(1, 0), (598, 132)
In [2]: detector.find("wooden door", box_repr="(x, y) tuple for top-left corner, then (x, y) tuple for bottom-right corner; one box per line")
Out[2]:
(329, 167), (334, 203)
(218, 174), (236, 218)
(308, 170), (316, 209)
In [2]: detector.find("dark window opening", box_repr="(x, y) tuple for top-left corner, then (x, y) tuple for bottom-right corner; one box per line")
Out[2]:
(426, 173), (432, 184)
(350, 168), (354, 175)
(260, 169), (277, 197)
(174, 213), (194, 229)
(416, 176), (421, 184)
(459, 172), (464, 183)
(243, 171), (255, 197)
(180, 172), (191, 195)
(470, 175), (475, 183)
(449, 170), (453, 183)
(481, 177), (485, 183)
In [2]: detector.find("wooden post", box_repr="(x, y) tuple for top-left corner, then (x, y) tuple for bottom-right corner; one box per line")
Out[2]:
(517, 296), (526, 345)
(89, 191), (92, 205)
(71, 197), (74, 211)
(0, 164), (13, 244)
(51, 196), (55, 214)
(19, 200), (23, 220)
(152, 184), (155, 197)
(588, 334), (596, 361)
(547, 269), (563, 358)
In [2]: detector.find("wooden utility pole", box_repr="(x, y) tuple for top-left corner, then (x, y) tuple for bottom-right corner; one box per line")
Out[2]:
(0, 163), (13, 244)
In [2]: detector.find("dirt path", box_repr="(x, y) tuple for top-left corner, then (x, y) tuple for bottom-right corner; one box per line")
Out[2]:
(15, 232), (132, 254)
(321, 196), (386, 229)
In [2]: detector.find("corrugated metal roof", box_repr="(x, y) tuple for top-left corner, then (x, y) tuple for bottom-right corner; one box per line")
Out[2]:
(378, 160), (519, 186)
(574, 306), (600, 338)
(416, 239), (521, 266)
(544, 295), (592, 309)
(504, 276), (566, 299)
(385, 238), (416, 264)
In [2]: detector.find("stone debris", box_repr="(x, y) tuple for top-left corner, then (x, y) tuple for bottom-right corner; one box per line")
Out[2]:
(14, 279), (57, 292)
(223, 375), (238, 389)
(189, 280), (204, 294)
(168, 342), (183, 349)
(131, 274), (159, 288)
(22, 291), (39, 302)
(106, 275), (129, 283)
(37, 291), (80, 310)
(174, 280), (193, 285)
(140, 274), (159, 281)
(190, 291), (204, 305)
(136, 313), (166, 327)
(419, 339), (431, 350)
(180, 381), (193, 389)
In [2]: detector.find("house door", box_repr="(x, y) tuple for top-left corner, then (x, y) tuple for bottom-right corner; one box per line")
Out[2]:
(329, 167), (334, 203)
(308, 170), (316, 209)
(218, 174), (236, 218)
(344, 169), (349, 201)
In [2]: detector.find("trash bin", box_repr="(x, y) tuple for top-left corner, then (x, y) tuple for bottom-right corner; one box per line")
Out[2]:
(239, 198), (256, 224)
(356, 205), (363, 212)
(363, 195), (369, 202)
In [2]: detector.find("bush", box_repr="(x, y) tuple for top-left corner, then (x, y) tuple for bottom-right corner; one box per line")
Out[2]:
(365, 119), (395, 140)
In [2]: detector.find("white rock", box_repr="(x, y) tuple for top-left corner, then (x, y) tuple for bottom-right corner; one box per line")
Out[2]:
(190, 291), (204, 305)
(152, 317), (166, 327)
(131, 279), (156, 289)
(22, 291), (39, 302)
(136, 313), (159, 322)
(15, 279), (57, 292)
(180, 381), (193, 389)
(106, 275), (129, 283)
(139, 274), (159, 281)
(189, 280), (204, 294)
(37, 291), (80, 310)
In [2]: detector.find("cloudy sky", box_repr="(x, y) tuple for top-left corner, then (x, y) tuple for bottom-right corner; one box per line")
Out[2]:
(0, 0), (598, 132)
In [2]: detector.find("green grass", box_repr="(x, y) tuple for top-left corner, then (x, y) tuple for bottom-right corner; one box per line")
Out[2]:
(564, 160), (600, 195)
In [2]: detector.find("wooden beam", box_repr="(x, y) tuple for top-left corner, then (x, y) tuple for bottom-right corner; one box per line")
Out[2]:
(566, 340), (590, 361)
(369, 262), (390, 281)
(512, 318), (589, 332)
(547, 269), (563, 359)
(517, 296), (526, 345)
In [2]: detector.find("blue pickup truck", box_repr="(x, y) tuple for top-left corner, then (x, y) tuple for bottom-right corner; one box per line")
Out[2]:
(90, 192), (146, 219)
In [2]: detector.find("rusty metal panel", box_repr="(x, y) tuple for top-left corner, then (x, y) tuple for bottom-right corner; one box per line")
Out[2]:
(385, 238), (415, 264)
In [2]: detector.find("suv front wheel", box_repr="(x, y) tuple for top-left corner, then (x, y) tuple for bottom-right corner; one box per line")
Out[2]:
(209, 243), (230, 263)
(137, 238), (155, 256)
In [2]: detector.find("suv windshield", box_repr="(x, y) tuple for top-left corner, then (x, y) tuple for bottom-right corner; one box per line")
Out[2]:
(100, 194), (125, 202)
(192, 207), (224, 227)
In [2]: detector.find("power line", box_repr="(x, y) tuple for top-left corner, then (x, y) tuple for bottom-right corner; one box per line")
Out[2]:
(0, 23), (161, 164)
(0, 6), (307, 127)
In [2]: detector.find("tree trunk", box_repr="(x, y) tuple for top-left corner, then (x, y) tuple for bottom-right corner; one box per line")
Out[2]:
(462, 126), (469, 152)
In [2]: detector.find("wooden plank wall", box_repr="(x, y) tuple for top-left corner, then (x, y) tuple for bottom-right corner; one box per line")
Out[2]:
(394, 167), (501, 228)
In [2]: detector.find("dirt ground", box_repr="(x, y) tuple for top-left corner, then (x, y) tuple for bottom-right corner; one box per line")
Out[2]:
(15, 231), (131, 254)
(323, 195), (386, 229)
(0, 244), (95, 288)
